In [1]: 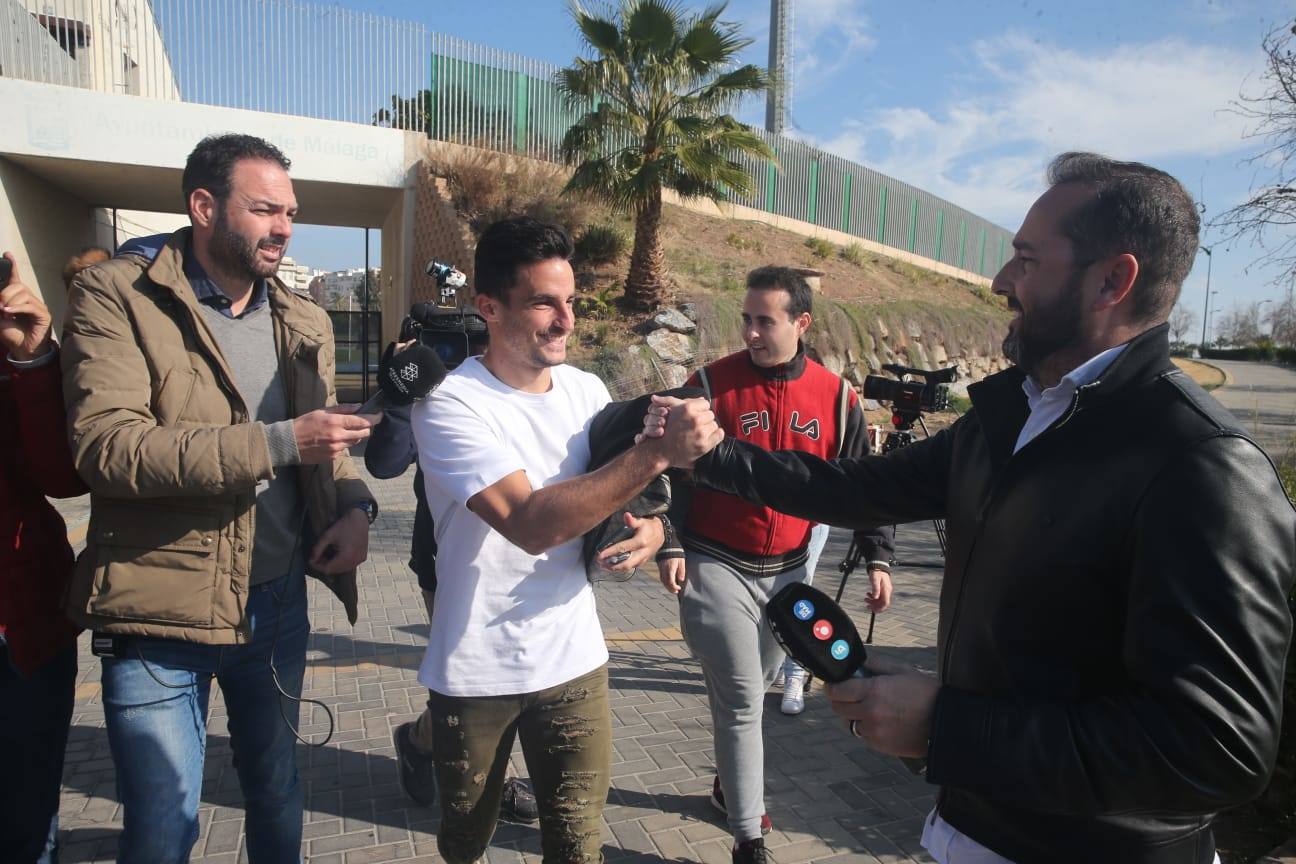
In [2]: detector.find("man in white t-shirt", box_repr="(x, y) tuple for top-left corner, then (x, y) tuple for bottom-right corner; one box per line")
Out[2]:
(412, 217), (721, 864)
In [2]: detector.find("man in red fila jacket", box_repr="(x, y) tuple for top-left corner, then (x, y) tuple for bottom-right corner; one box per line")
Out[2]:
(662, 265), (895, 864)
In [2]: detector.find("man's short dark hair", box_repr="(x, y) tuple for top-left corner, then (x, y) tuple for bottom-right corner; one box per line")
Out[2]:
(182, 134), (291, 207)
(746, 265), (813, 319)
(1047, 152), (1199, 324)
(474, 217), (573, 302)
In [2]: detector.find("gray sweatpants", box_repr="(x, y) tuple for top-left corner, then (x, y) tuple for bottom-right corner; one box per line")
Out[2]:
(679, 551), (808, 841)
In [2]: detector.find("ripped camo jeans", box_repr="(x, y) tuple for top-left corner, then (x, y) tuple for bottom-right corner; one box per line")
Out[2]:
(426, 665), (611, 864)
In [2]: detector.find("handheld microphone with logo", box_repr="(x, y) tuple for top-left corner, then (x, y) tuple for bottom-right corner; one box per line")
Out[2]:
(356, 341), (448, 415)
(766, 582), (926, 774)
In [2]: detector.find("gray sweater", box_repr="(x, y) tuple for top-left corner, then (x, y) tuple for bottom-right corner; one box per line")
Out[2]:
(197, 302), (305, 585)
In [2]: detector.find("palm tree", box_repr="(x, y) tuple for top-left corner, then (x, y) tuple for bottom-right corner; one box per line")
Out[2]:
(557, 0), (773, 310)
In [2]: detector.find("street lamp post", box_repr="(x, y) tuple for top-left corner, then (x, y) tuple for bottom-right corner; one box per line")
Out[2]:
(1198, 246), (1213, 354)
(1205, 291), (1219, 345)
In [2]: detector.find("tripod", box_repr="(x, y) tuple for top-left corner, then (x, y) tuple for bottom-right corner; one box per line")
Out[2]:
(834, 406), (948, 642)
(878, 408), (948, 556)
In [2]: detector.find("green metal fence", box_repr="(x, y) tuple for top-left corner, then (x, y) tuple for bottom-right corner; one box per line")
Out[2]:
(1, 0), (1012, 278)
(424, 34), (1014, 280)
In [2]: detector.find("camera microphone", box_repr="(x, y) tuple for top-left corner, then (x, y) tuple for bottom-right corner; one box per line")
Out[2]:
(356, 341), (448, 415)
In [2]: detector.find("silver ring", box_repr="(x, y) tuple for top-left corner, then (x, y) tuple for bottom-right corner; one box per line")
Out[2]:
(849, 719), (864, 739)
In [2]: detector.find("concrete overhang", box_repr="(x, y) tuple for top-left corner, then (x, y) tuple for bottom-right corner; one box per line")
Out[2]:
(4, 152), (401, 227)
(0, 77), (422, 227)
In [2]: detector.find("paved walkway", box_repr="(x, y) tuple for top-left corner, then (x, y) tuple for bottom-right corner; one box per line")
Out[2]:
(50, 361), (1296, 863)
(1209, 360), (1296, 458)
(55, 465), (944, 864)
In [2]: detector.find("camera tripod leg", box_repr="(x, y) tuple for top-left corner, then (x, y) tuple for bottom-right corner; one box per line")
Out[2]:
(933, 518), (949, 557)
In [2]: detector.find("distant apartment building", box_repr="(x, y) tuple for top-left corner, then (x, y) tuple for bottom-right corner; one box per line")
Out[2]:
(311, 267), (380, 310)
(276, 256), (319, 297)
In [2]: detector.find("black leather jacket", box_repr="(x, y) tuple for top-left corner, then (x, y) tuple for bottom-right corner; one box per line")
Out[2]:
(694, 324), (1295, 864)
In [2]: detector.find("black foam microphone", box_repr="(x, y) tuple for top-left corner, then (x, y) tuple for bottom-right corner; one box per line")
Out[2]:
(357, 341), (447, 414)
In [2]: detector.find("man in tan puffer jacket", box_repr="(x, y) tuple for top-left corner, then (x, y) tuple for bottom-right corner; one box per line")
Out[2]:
(60, 133), (377, 861)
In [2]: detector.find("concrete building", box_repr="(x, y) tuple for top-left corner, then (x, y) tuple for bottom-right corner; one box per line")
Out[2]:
(311, 267), (379, 310)
(0, 0), (424, 344)
(276, 256), (320, 297)
(2, 0), (180, 100)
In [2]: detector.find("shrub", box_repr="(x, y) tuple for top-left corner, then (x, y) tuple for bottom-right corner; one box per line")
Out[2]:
(432, 147), (594, 236)
(585, 344), (624, 383)
(804, 237), (835, 259)
(725, 232), (762, 253)
(574, 282), (622, 319)
(839, 242), (866, 266)
(574, 224), (629, 266)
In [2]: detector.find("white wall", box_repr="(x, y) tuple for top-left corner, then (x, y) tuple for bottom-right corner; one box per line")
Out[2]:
(0, 78), (413, 189)
(0, 157), (97, 331)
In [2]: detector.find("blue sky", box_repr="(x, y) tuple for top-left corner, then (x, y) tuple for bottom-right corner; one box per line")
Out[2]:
(290, 0), (1286, 337)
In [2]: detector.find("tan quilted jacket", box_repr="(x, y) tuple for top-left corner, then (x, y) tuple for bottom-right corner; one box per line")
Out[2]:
(60, 228), (370, 643)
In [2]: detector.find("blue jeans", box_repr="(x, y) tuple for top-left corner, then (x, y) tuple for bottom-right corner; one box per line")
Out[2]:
(101, 572), (309, 863)
(0, 641), (76, 864)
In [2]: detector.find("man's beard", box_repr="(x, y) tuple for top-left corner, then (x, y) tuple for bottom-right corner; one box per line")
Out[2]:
(1002, 268), (1086, 377)
(210, 206), (284, 280)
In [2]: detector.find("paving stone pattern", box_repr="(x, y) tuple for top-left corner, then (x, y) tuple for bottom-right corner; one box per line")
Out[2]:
(56, 466), (943, 864)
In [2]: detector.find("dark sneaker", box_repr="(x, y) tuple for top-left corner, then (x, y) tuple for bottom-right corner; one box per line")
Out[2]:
(711, 776), (772, 834)
(393, 721), (437, 807)
(501, 776), (539, 824)
(733, 837), (772, 864)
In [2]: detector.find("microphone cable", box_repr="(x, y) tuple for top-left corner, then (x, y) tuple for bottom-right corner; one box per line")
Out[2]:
(131, 579), (335, 749)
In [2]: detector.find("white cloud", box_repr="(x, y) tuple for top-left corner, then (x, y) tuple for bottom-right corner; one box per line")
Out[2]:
(807, 33), (1259, 228)
(788, 0), (875, 97)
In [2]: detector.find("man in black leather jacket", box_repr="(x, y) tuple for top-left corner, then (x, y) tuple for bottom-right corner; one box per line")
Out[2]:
(647, 152), (1296, 864)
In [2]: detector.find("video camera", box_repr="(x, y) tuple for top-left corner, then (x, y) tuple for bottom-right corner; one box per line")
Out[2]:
(861, 363), (956, 427)
(398, 260), (486, 371)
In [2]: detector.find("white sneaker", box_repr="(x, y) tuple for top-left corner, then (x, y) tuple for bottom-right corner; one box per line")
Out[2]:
(780, 669), (807, 715)
(773, 668), (786, 688)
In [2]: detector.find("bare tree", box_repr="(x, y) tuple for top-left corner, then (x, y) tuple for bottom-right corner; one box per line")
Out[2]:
(1212, 22), (1296, 282)
(1269, 285), (1296, 345)
(1169, 303), (1197, 345)
(1216, 301), (1264, 346)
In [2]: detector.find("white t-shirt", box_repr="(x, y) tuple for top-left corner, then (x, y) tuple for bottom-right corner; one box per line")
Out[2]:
(411, 357), (612, 697)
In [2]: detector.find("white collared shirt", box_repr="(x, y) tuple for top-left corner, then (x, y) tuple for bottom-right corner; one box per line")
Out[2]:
(1012, 343), (1128, 454)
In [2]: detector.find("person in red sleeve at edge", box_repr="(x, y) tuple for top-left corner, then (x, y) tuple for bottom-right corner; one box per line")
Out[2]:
(0, 252), (88, 864)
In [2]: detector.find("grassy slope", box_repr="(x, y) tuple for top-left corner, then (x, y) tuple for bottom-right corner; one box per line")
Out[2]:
(567, 203), (1011, 384)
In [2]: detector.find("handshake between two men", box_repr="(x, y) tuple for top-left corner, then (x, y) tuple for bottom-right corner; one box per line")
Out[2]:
(637, 394), (935, 762)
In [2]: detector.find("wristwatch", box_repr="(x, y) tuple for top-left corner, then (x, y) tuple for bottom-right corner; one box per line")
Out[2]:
(351, 499), (379, 525)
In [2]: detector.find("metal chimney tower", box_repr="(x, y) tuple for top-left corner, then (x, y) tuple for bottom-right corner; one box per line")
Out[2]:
(765, 0), (792, 135)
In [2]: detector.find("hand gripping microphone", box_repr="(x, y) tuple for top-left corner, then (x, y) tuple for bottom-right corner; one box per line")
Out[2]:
(357, 341), (448, 414)
(766, 582), (927, 774)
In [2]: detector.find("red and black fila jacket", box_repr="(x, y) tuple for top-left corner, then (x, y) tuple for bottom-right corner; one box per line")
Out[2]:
(681, 346), (870, 576)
